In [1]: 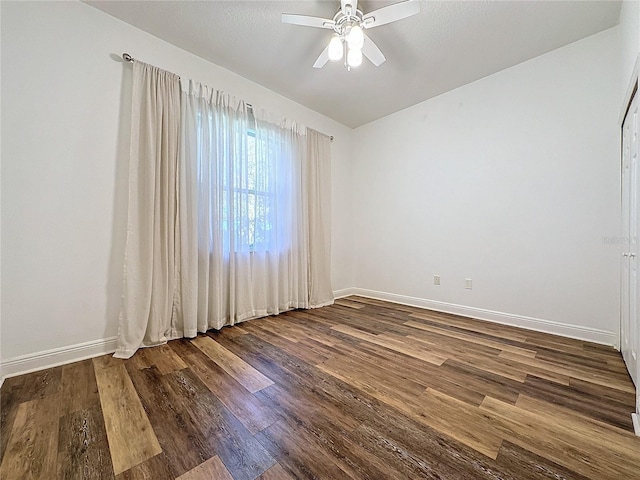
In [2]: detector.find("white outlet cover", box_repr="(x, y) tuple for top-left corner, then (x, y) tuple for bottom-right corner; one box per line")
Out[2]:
(434, 275), (440, 286)
(465, 278), (472, 289)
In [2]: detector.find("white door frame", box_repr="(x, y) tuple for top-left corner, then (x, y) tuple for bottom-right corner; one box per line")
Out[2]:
(621, 97), (637, 386)
(620, 54), (640, 436)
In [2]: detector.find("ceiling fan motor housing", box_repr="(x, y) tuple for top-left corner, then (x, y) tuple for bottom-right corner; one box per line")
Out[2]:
(332, 8), (365, 37)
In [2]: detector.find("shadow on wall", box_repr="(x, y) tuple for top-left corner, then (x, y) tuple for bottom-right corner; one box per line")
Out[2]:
(105, 54), (133, 341)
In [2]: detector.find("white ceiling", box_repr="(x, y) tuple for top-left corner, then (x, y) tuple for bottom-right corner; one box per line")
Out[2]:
(85, 0), (622, 128)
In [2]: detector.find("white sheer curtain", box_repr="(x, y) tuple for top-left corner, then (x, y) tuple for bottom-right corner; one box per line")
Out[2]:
(115, 69), (333, 358)
(181, 81), (333, 332)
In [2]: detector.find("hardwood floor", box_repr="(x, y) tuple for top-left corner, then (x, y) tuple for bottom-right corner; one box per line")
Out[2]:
(1, 296), (638, 479)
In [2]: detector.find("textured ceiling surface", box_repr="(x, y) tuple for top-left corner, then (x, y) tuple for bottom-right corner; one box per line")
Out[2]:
(85, 1), (622, 128)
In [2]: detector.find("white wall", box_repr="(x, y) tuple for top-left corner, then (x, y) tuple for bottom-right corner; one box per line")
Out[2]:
(620, 0), (640, 101)
(0, 1), (354, 365)
(351, 27), (622, 343)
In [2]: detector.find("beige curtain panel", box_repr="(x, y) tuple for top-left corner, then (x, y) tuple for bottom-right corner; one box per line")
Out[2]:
(115, 67), (333, 359)
(115, 62), (182, 359)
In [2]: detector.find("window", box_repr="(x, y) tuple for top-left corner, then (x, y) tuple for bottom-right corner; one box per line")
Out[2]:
(227, 129), (274, 251)
(197, 109), (285, 254)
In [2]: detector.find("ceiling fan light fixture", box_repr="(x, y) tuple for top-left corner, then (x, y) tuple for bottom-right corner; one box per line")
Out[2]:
(346, 24), (364, 50)
(328, 35), (344, 61)
(347, 47), (363, 67)
(282, 0), (420, 69)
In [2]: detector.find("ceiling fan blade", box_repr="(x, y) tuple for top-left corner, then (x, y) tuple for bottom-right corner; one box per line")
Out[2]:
(362, 34), (386, 66)
(362, 0), (420, 29)
(313, 44), (331, 68)
(282, 14), (335, 29)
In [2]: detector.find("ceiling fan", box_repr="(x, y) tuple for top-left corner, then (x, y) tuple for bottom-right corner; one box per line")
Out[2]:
(282, 0), (420, 70)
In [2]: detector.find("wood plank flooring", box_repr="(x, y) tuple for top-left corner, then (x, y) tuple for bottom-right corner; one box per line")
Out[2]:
(1, 296), (638, 479)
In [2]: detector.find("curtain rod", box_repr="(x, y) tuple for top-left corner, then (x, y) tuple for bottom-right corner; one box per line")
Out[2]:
(121, 53), (334, 142)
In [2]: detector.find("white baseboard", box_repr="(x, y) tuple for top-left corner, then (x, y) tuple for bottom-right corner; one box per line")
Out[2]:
(1, 288), (618, 383)
(1, 336), (118, 384)
(333, 287), (357, 299)
(632, 413), (640, 436)
(334, 287), (617, 347)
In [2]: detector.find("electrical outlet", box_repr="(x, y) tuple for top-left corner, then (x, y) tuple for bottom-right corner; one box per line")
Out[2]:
(434, 275), (440, 286)
(465, 278), (472, 289)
